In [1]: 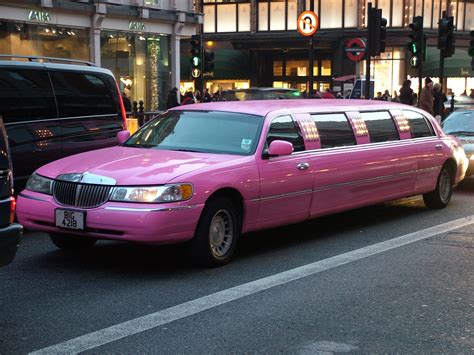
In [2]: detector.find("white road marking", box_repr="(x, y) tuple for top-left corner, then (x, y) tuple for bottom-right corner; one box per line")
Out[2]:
(30, 215), (474, 354)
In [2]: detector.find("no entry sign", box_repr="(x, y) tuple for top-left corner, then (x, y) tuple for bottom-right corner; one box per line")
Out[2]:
(345, 38), (367, 62)
(297, 10), (319, 37)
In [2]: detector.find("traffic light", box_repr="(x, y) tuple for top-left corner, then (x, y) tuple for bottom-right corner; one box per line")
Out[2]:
(438, 15), (455, 58)
(408, 16), (424, 68)
(469, 31), (474, 70)
(190, 35), (201, 78)
(203, 50), (214, 73)
(368, 7), (388, 56)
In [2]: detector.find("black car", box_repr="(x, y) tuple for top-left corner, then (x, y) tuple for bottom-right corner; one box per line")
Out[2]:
(0, 116), (22, 267)
(0, 55), (126, 192)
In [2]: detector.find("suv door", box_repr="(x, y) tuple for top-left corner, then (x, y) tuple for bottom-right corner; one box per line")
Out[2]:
(0, 67), (62, 191)
(0, 116), (22, 267)
(49, 70), (123, 158)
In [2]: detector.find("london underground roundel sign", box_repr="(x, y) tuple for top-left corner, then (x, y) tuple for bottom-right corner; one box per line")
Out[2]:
(297, 10), (319, 37)
(345, 38), (367, 62)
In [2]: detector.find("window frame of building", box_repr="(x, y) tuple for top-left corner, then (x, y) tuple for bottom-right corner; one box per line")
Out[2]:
(257, 0), (298, 32)
(203, 0), (251, 33)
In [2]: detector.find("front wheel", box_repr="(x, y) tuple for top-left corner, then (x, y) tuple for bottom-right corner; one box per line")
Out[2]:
(49, 233), (97, 250)
(188, 197), (240, 267)
(423, 165), (454, 209)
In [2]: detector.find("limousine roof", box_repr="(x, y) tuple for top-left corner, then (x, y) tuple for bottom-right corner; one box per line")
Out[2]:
(175, 99), (419, 118)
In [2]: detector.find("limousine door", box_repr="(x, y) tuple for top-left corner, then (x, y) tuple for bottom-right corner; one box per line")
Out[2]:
(309, 112), (418, 217)
(256, 115), (313, 226)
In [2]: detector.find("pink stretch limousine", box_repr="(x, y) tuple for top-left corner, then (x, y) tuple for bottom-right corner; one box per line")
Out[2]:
(17, 100), (468, 266)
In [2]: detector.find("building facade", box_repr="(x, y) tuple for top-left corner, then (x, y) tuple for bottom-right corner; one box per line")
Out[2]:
(0, 0), (201, 111)
(185, 0), (473, 97)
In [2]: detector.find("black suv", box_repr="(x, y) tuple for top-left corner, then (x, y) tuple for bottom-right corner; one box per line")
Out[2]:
(0, 55), (126, 192)
(0, 116), (22, 267)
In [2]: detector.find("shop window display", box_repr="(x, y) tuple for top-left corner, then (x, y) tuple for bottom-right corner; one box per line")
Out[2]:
(100, 32), (171, 111)
(0, 22), (89, 61)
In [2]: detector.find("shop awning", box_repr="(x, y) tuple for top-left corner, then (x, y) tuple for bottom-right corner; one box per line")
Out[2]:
(422, 47), (473, 77)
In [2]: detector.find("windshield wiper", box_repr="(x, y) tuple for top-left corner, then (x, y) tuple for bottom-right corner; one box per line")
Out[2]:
(124, 143), (156, 148)
(170, 148), (201, 153)
(446, 131), (474, 136)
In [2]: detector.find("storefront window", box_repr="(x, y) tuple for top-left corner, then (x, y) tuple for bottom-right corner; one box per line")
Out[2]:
(433, 1), (440, 28)
(238, 4), (251, 32)
(305, 0), (319, 11)
(270, 1), (286, 31)
(286, 60), (309, 76)
(0, 22), (89, 61)
(273, 60), (283, 76)
(392, 0), (403, 27)
(378, 0), (391, 27)
(287, 0), (297, 30)
(344, 0), (358, 28)
(466, 2), (474, 31)
(321, 60), (331, 76)
(217, 4), (237, 32)
(203, 5), (216, 33)
(101, 32), (170, 111)
(320, 0), (342, 29)
(456, 1), (465, 30)
(258, 2), (269, 31)
(423, 0), (432, 28)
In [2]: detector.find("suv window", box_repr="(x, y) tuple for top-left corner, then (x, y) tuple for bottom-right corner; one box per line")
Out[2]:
(403, 110), (435, 138)
(50, 71), (117, 118)
(266, 115), (305, 152)
(0, 69), (57, 123)
(311, 113), (356, 149)
(360, 111), (399, 143)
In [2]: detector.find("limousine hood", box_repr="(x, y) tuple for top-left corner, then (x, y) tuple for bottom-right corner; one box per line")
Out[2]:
(36, 146), (243, 185)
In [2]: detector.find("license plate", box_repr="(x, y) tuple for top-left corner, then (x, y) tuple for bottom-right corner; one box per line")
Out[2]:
(55, 209), (85, 230)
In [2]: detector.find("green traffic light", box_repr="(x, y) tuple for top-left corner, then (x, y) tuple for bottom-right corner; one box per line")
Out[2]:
(409, 43), (417, 54)
(192, 56), (200, 67)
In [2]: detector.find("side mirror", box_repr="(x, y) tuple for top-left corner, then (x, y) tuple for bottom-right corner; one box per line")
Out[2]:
(117, 130), (131, 144)
(268, 140), (293, 156)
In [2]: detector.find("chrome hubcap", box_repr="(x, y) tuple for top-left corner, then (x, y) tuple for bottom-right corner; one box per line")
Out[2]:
(209, 209), (234, 258)
(439, 170), (451, 203)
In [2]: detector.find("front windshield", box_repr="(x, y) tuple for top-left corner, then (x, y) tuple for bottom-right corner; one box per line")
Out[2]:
(443, 112), (474, 135)
(125, 110), (263, 155)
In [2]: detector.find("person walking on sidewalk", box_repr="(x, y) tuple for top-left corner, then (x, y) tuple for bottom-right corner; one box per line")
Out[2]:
(419, 77), (434, 115)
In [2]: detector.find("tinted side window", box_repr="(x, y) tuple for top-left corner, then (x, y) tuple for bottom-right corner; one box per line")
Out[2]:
(0, 69), (57, 123)
(266, 115), (305, 152)
(50, 71), (118, 118)
(361, 111), (399, 143)
(311, 113), (356, 149)
(403, 110), (435, 138)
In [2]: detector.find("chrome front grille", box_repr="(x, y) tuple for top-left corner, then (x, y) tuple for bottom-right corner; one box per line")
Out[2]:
(53, 181), (113, 208)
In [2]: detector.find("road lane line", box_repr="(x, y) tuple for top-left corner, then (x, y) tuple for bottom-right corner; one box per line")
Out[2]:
(30, 215), (474, 354)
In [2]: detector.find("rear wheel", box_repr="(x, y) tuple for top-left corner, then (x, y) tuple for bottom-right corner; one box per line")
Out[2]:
(188, 196), (240, 267)
(423, 164), (454, 209)
(49, 233), (97, 250)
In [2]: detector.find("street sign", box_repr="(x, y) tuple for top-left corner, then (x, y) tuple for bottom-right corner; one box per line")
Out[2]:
(345, 38), (366, 62)
(191, 68), (201, 78)
(297, 10), (319, 37)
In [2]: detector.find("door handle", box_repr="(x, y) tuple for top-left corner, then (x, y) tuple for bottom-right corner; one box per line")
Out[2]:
(435, 144), (443, 150)
(297, 162), (310, 170)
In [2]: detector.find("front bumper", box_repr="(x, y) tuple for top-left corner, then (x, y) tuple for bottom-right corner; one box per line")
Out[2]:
(0, 223), (22, 267)
(16, 191), (204, 244)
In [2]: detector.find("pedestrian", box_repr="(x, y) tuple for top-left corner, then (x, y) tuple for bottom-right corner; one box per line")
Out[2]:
(433, 83), (447, 118)
(469, 89), (474, 99)
(322, 89), (335, 99)
(121, 92), (132, 112)
(399, 80), (414, 105)
(212, 91), (220, 101)
(375, 91), (383, 100)
(203, 89), (212, 102)
(181, 91), (195, 105)
(194, 89), (201, 103)
(419, 77), (434, 115)
(166, 87), (179, 109)
(382, 90), (391, 101)
(412, 93), (418, 106)
(392, 90), (399, 102)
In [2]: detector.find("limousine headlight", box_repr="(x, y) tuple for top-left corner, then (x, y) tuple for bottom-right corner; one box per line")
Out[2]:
(26, 173), (53, 195)
(110, 184), (193, 203)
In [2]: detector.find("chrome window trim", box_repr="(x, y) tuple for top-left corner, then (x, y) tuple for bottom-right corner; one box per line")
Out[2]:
(104, 205), (199, 212)
(250, 189), (313, 203)
(5, 114), (118, 126)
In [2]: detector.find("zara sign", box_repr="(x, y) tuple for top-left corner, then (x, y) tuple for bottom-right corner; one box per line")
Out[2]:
(28, 10), (51, 22)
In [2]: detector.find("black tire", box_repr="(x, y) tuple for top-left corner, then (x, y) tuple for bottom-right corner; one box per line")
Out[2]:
(188, 196), (240, 267)
(49, 233), (97, 250)
(423, 164), (454, 209)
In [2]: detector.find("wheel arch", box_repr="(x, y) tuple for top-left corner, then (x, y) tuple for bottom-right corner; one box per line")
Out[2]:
(205, 188), (245, 231)
(443, 158), (457, 180)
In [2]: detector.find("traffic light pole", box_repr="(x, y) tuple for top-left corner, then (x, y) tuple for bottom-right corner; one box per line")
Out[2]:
(365, 2), (372, 100)
(198, 35), (204, 99)
(309, 0), (315, 98)
(418, 60), (423, 108)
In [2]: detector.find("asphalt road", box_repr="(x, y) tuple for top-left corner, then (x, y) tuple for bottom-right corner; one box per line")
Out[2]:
(1, 180), (473, 354)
